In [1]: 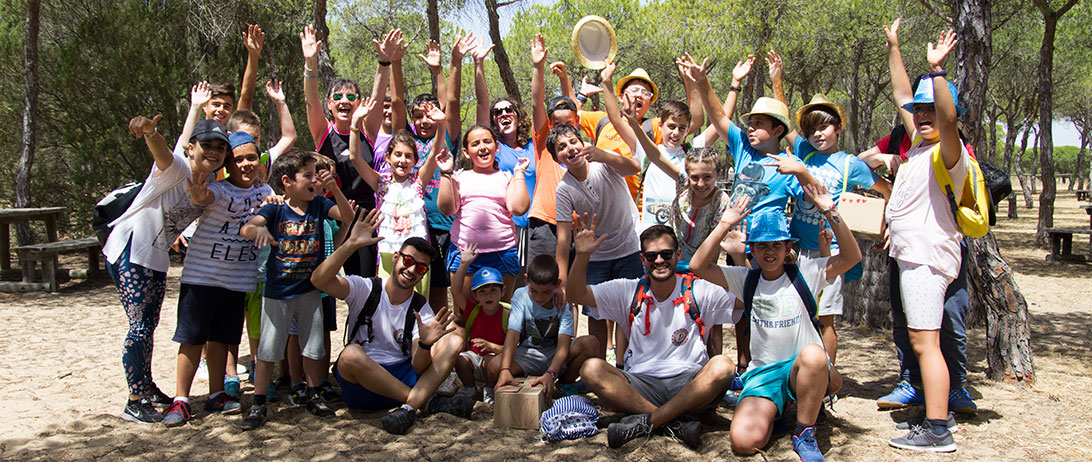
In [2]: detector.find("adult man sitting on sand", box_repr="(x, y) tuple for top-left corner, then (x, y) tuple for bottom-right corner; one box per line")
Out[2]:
(311, 210), (470, 435)
(565, 217), (738, 449)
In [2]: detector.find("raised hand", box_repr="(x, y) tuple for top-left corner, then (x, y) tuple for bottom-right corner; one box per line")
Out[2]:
(452, 31), (476, 61)
(265, 79), (286, 103)
(766, 50), (783, 82)
(423, 101), (446, 123)
(883, 18), (901, 50)
(802, 183), (834, 213)
(436, 147), (454, 172)
(374, 29), (404, 62)
(720, 219), (748, 255)
(471, 41), (494, 64)
(388, 29), (407, 62)
(459, 242), (480, 265)
(514, 157), (530, 173)
(765, 153), (806, 175)
(244, 24), (265, 56)
(300, 24), (321, 60)
(531, 34), (548, 66)
(818, 222), (834, 248)
(347, 207), (385, 248)
(419, 40), (442, 68)
(549, 62), (566, 77)
(600, 60), (616, 83)
(571, 212), (607, 255)
(927, 29), (957, 71)
(720, 195), (752, 228)
(578, 76), (603, 96)
(676, 53), (710, 84)
(317, 168), (338, 192)
(190, 81), (212, 109)
(733, 55), (757, 83)
(352, 96), (377, 127)
(416, 305), (457, 348)
(128, 114), (163, 137)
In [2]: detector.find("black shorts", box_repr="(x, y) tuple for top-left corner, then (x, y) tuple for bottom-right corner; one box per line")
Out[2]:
(173, 283), (246, 345)
(428, 227), (452, 288)
(322, 295), (337, 332)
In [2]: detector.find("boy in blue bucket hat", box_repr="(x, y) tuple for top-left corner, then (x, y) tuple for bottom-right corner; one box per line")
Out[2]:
(690, 183), (861, 462)
(450, 244), (510, 401)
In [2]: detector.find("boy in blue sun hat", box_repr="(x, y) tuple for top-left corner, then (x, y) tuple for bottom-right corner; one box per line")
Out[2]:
(450, 245), (510, 400)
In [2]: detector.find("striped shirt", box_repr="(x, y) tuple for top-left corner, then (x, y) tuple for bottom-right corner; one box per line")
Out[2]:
(180, 180), (273, 292)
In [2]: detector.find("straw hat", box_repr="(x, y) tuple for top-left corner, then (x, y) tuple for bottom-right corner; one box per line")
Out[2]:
(615, 68), (659, 105)
(740, 97), (790, 129)
(571, 15), (617, 70)
(795, 94), (847, 131)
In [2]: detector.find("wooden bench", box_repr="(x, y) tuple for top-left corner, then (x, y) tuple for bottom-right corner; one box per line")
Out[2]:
(1077, 189), (1090, 201)
(1045, 228), (1092, 262)
(12, 238), (101, 292)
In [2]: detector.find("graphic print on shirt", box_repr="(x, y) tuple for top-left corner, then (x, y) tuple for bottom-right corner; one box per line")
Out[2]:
(524, 316), (561, 346)
(210, 192), (267, 263)
(731, 163), (771, 209)
(794, 165), (843, 226)
(152, 202), (203, 252)
(751, 292), (804, 329)
(276, 218), (321, 280)
(671, 328), (688, 346)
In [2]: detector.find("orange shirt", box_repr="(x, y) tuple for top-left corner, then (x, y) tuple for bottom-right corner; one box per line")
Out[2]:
(528, 121), (595, 224)
(578, 111), (663, 202)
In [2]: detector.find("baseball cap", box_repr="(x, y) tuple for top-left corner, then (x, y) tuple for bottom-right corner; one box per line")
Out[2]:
(191, 119), (230, 144)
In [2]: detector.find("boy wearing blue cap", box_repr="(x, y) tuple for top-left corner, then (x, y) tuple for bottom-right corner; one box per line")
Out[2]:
(162, 130), (274, 426)
(690, 184), (861, 462)
(450, 244), (509, 400)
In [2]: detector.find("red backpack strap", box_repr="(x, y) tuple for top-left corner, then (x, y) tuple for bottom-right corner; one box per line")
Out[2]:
(628, 275), (654, 336)
(678, 273), (705, 337)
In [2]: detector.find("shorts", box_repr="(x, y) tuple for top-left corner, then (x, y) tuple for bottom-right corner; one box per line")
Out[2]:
(738, 356), (797, 418)
(335, 359), (418, 411)
(516, 225), (530, 268)
(379, 251), (430, 296)
(459, 350), (488, 382)
(799, 248), (844, 317)
(173, 283), (246, 346)
(288, 295), (338, 335)
(620, 367), (701, 407)
(897, 260), (953, 330)
(582, 252), (643, 316)
(527, 218), (560, 261)
(512, 342), (560, 377)
(447, 244), (520, 276)
(244, 283), (264, 341)
(428, 227), (452, 288)
(258, 291), (325, 362)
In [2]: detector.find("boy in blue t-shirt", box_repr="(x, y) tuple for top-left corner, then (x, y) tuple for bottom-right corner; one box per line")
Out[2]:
(239, 150), (352, 430)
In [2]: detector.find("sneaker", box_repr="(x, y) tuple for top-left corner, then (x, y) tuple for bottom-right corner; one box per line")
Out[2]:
(888, 423), (956, 452)
(729, 372), (744, 391)
(607, 413), (653, 449)
(266, 382), (280, 403)
(721, 390), (739, 408)
(240, 404), (266, 431)
(196, 358), (209, 381)
(318, 380), (341, 403)
(381, 407), (416, 435)
(236, 362), (248, 376)
(661, 416), (702, 450)
(877, 381), (923, 409)
(274, 376), (292, 390)
(204, 393), (242, 415)
(426, 391), (475, 418)
(896, 411), (958, 433)
(147, 385), (173, 408)
(121, 397), (164, 424)
(483, 387), (495, 405)
(224, 377), (241, 400)
(437, 371), (458, 397)
(288, 383), (308, 406)
(792, 426), (824, 462)
(948, 387), (977, 414)
(162, 400), (192, 427)
(605, 348), (616, 365)
(307, 394), (336, 418)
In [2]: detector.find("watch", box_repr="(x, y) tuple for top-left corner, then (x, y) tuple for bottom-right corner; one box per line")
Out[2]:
(729, 85), (743, 92)
(418, 340), (432, 351)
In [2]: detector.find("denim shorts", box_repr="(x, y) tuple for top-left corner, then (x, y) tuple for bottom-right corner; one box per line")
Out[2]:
(447, 244), (520, 276)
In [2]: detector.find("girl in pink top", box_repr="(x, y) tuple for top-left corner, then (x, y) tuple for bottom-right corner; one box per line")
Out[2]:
(438, 125), (530, 301)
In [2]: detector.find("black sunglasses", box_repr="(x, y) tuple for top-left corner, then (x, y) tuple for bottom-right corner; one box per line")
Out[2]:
(395, 252), (429, 275)
(492, 105), (516, 116)
(641, 249), (676, 262)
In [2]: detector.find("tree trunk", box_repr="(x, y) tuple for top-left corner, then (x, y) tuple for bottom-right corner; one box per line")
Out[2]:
(1017, 124), (1034, 209)
(15, 0), (40, 246)
(312, 0), (336, 89)
(1004, 119), (1020, 218)
(841, 238), (891, 329)
(426, 0), (440, 43)
(1030, 134), (1039, 195)
(484, 0), (521, 102)
(953, 0), (991, 161)
(1034, 6), (1069, 248)
(967, 234), (1035, 383)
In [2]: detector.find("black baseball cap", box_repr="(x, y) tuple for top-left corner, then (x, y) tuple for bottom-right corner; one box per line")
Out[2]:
(191, 119), (230, 144)
(547, 96), (578, 115)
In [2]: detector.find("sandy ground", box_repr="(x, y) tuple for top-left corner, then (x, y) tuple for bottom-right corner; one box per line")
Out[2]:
(1, 191), (1090, 461)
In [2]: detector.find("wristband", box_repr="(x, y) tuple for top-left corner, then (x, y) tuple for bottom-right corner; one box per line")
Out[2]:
(729, 85), (743, 92)
(927, 70), (947, 78)
(350, 126), (360, 133)
(500, 367), (510, 372)
(418, 340), (432, 351)
(304, 73), (318, 79)
(378, 60), (392, 67)
(440, 170), (454, 176)
(545, 370), (557, 380)
(575, 93), (588, 103)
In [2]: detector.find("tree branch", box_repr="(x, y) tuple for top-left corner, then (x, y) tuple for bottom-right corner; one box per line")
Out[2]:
(915, 0), (953, 24)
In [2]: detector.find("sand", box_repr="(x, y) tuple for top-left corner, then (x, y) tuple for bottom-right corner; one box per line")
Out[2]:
(1, 191), (1090, 461)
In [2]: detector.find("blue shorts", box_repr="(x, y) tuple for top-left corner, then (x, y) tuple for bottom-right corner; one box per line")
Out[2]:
(446, 244), (520, 276)
(335, 359), (419, 411)
(737, 355), (798, 418)
(582, 252), (643, 316)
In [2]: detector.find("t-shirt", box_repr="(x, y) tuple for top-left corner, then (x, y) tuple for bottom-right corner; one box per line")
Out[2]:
(508, 286), (575, 349)
(181, 180), (274, 292)
(718, 258), (830, 369)
(528, 125), (567, 225)
(465, 302), (507, 356)
(450, 169), (517, 253)
(371, 131), (394, 173)
(674, 187), (731, 267)
(317, 121), (376, 211)
(344, 276), (436, 366)
(590, 276), (736, 377)
(634, 143), (686, 232)
(886, 138), (969, 279)
(579, 111), (663, 202)
(411, 129), (458, 231)
(724, 122), (801, 234)
(496, 139), (536, 228)
(791, 137), (877, 250)
(375, 171), (427, 255)
(555, 162), (640, 261)
(103, 149), (203, 272)
(257, 197), (336, 299)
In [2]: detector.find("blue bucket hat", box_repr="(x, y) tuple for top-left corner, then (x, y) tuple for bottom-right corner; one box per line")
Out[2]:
(228, 131), (255, 150)
(471, 267), (503, 290)
(744, 211), (797, 244)
(901, 77), (966, 116)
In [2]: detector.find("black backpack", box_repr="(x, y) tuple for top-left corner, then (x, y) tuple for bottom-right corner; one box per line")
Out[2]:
(91, 181), (145, 246)
(344, 277), (428, 356)
(741, 264), (824, 334)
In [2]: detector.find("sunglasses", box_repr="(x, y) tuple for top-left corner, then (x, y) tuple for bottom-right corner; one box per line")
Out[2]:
(395, 252), (429, 274)
(641, 249), (676, 262)
(492, 106), (516, 116)
(331, 93), (359, 101)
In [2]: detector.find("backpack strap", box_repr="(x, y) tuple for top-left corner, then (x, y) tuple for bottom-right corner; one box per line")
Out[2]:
(594, 114), (656, 143)
(742, 268), (761, 324)
(595, 114), (611, 141)
(784, 264), (825, 332)
(464, 304), (481, 341)
(345, 277), (384, 346)
(679, 273), (705, 337)
(628, 275), (652, 336)
(886, 125), (906, 155)
(402, 292), (428, 356)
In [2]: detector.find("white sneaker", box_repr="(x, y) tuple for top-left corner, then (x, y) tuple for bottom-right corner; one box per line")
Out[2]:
(483, 387), (494, 405)
(437, 371), (458, 397)
(605, 349), (616, 365)
(236, 362), (248, 376)
(195, 358), (209, 381)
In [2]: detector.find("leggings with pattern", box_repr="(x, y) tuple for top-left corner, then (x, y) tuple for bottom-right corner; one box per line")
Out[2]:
(106, 240), (166, 397)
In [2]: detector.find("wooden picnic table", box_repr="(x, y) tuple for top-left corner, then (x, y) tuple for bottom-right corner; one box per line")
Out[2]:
(1077, 189), (1089, 201)
(0, 207), (64, 271)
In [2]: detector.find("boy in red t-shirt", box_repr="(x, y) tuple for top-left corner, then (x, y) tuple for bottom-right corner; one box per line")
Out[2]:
(450, 244), (509, 400)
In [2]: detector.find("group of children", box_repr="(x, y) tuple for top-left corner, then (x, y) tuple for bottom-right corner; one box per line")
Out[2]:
(105, 19), (979, 459)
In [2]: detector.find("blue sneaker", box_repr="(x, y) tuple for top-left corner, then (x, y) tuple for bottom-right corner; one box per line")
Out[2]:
(877, 381), (923, 409)
(948, 386), (977, 414)
(792, 426), (824, 462)
(720, 390), (738, 408)
(730, 372), (744, 391)
(224, 377), (241, 400)
(266, 381), (280, 403)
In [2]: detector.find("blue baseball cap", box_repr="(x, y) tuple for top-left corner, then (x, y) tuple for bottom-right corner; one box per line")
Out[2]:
(228, 131), (255, 150)
(471, 267), (504, 290)
(901, 77), (966, 116)
(744, 211), (798, 244)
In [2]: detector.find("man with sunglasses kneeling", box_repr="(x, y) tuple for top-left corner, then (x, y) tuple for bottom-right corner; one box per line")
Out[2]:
(311, 209), (470, 435)
(565, 217), (739, 450)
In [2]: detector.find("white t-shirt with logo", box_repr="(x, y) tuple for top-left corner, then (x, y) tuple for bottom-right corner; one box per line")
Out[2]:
(718, 257), (830, 369)
(344, 276), (436, 366)
(589, 276), (737, 377)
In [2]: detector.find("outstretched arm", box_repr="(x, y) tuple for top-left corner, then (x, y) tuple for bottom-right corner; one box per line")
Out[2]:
(680, 53), (754, 143)
(128, 114), (172, 172)
(366, 30), (400, 141)
(551, 62), (577, 106)
(585, 145), (640, 176)
(531, 35), (549, 132)
(312, 209), (384, 300)
(928, 30), (963, 169)
(767, 51), (799, 145)
(238, 24), (264, 111)
(691, 196), (751, 285)
(472, 42), (495, 126)
(179, 82), (211, 151)
(628, 114), (681, 179)
(678, 58), (705, 135)
(885, 19), (917, 134)
(349, 97), (381, 190)
(600, 61), (639, 155)
(266, 79), (297, 157)
(417, 102), (448, 190)
(450, 243), (479, 316)
(419, 40), (447, 111)
(447, 32), (476, 141)
(301, 24), (329, 146)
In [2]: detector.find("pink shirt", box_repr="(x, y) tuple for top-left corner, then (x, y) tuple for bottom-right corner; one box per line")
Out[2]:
(886, 138), (969, 279)
(450, 169), (517, 253)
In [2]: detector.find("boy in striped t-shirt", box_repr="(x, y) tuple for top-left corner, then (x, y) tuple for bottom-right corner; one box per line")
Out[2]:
(162, 131), (273, 426)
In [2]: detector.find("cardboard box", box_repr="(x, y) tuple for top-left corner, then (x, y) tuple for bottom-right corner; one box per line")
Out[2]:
(838, 192), (886, 241)
(493, 379), (547, 429)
